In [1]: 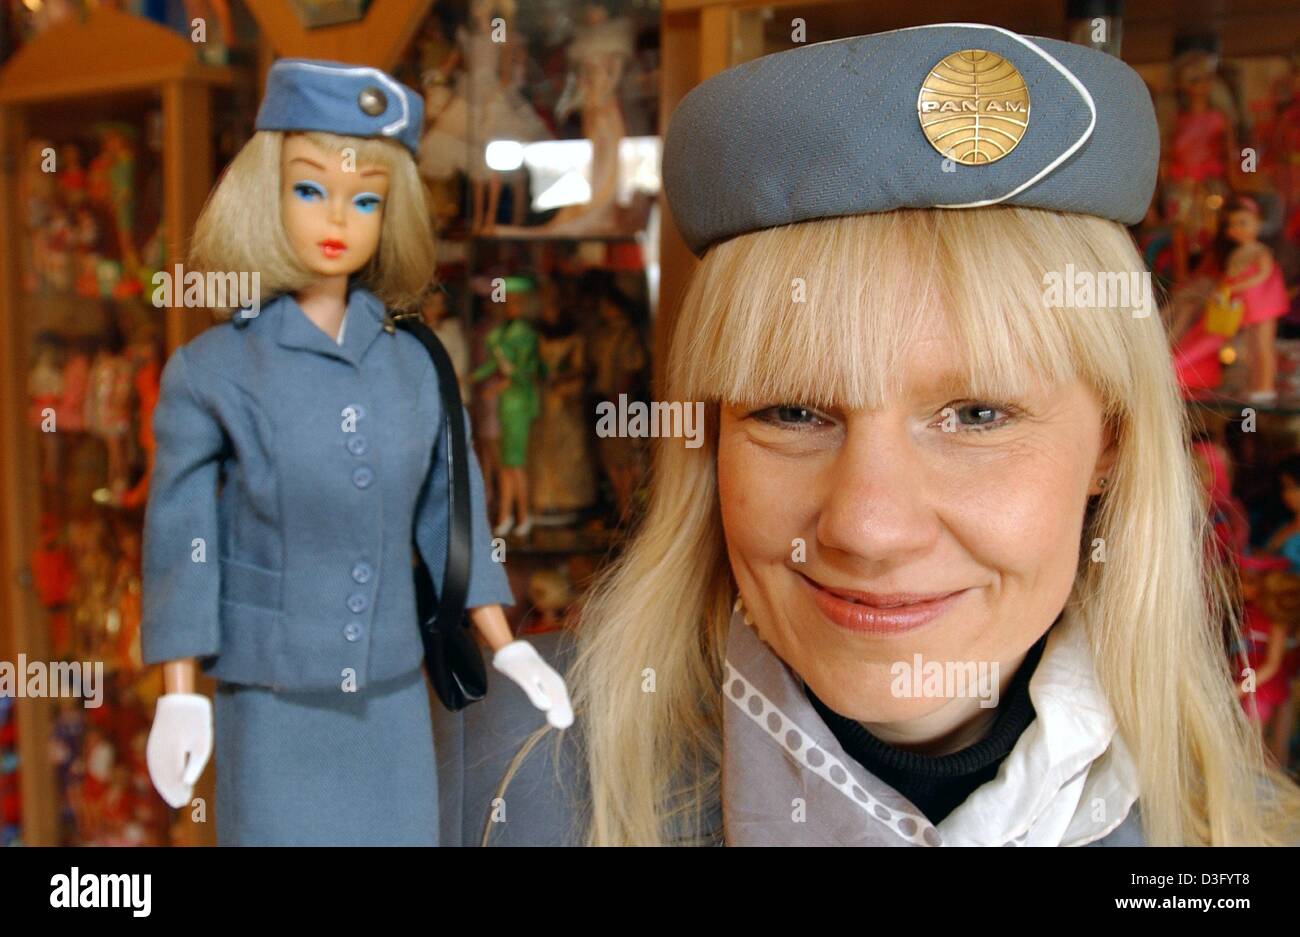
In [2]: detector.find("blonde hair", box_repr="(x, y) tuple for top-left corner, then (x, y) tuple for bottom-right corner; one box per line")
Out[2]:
(530, 206), (1300, 847)
(188, 130), (436, 311)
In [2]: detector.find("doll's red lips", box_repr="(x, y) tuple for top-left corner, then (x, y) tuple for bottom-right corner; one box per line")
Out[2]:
(318, 239), (347, 257)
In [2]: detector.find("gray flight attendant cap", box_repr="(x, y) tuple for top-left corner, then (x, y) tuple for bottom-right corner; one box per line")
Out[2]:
(255, 58), (423, 156)
(663, 23), (1159, 257)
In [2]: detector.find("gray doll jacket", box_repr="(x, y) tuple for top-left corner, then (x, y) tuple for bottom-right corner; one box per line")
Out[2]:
(141, 285), (514, 691)
(434, 601), (1148, 847)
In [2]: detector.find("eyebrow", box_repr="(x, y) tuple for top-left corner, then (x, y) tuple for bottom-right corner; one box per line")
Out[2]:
(287, 157), (388, 179)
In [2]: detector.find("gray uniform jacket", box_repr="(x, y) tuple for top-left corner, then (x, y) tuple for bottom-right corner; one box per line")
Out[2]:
(434, 631), (1148, 847)
(141, 285), (514, 691)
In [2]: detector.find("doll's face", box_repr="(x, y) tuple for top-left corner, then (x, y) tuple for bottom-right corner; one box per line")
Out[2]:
(280, 134), (389, 279)
(716, 329), (1115, 745)
(1224, 209), (1258, 245)
(504, 290), (529, 320)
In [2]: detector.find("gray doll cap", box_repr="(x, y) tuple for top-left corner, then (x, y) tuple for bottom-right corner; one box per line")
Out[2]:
(662, 23), (1159, 257)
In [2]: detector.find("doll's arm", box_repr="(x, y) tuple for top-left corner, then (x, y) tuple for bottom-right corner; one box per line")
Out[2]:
(140, 348), (223, 808)
(414, 402), (514, 610)
(470, 355), (499, 384)
(469, 604), (514, 651)
(1229, 249), (1274, 294)
(1253, 620), (1289, 688)
(472, 601), (574, 730)
(141, 348), (224, 664)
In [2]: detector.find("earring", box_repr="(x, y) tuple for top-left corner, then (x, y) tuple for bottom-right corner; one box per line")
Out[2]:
(1097, 477), (1109, 490)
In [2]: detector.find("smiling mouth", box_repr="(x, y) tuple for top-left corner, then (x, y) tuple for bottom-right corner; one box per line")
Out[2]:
(797, 571), (969, 634)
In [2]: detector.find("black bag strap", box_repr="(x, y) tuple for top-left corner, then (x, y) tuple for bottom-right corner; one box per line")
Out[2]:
(394, 316), (471, 628)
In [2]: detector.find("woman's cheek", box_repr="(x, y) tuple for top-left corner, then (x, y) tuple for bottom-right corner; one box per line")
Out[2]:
(718, 437), (804, 564)
(943, 447), (1089, 590)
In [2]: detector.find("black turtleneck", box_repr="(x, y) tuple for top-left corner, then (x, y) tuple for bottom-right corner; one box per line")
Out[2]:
(804, 633), (1047, 825)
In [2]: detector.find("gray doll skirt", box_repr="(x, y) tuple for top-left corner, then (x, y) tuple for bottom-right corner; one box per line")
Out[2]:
(214, 667), (439, 846)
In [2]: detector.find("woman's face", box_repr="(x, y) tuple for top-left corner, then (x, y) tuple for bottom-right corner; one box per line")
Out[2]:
(716, 330), (1115, 739)
(280, 134), (389, 279)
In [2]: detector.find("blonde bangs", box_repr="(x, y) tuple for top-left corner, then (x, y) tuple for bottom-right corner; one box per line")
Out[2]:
(669, 206), (1158, 420)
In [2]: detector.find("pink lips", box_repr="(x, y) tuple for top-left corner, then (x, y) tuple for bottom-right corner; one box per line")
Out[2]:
(799, 571), (968, 635)
(318, 239), (347, 259)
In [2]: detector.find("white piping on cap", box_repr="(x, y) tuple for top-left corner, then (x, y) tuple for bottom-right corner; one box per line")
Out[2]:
(273, 60), (410, 139)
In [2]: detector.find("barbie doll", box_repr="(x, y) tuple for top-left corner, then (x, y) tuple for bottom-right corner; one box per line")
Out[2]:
(470, 276), (540, 538)
(141, 59), (572, 846)
(1220, 197), (1288, 402)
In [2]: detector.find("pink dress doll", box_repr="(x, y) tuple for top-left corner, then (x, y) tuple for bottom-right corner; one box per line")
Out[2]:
(1173, 198), (1289, 399)
(58, 343), (90, 433)
(1223, 197), (1288, 402)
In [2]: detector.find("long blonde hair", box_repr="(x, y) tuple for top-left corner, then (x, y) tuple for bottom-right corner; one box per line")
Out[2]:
(188, 130), (435, 311)
(534, 206), (1300, 846)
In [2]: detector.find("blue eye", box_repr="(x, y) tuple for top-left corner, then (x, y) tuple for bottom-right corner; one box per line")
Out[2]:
(352, 192), (383, 214)
(751, 405), (831, 431)
(293, 181), (327, 201)
(940, 401), (1018, 432)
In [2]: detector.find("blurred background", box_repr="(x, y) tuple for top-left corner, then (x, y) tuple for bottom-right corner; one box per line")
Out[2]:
(0, 0), (1298, 845)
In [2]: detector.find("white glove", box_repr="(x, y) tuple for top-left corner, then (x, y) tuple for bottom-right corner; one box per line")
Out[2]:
(146, 693), (213, 809)
(492, 640), (574, 729)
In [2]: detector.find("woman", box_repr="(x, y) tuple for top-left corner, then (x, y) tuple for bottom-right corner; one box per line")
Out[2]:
(434, 25), (1300, 846)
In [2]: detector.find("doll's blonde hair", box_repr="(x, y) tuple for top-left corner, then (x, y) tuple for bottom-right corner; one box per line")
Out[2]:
(188, 130), (435, 311)
(505, 206), (1300, 846)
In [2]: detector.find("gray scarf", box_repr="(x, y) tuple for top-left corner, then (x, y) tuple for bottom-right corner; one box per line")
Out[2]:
(721, 596), (1139, 846)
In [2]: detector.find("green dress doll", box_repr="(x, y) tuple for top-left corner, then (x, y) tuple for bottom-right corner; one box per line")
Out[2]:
(473, 276), (540, 537)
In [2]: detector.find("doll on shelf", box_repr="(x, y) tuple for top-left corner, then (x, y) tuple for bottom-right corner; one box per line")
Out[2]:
(421, 286), (470, 398)
(57, 337), (91, 434)
(1267, 452), (1300, 575)
(423, 0), (551, 232)
(1234, 558), (1300, 764)
(1220, 197), (1290, 402)
(529, 278), (596, 523)
(88, 123), (141, 287)
(27, 332), (64, 485)
(117, 328), (162, 509)
(471, 275), (540, 537)
(589, 282), (647, 525)
(19, 139), (55, 293)
(1172, 198), (1289, 401)
(84, 327), (136, 502)
(140, 59), (571, 846)
(544, 2), (635, 237)
(520, 566), (571, 636)
(1161, 50), (1239, 285)
(72, 204), (104, 298)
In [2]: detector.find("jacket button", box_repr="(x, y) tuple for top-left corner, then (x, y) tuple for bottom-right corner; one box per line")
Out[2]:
(347, 592), (368, 614)
(346, 435), (368, 456)
(351, 562), (372, 584)
(352, 466), (374, 489)
(343, 621), (363, 643)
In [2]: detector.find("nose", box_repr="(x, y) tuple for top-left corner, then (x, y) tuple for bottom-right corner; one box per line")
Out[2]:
(328, 194), (347, 227)
(815, 414), (940, 564)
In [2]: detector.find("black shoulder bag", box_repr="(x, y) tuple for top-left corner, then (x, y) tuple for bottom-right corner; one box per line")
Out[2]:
(392, 314), (488, 711)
